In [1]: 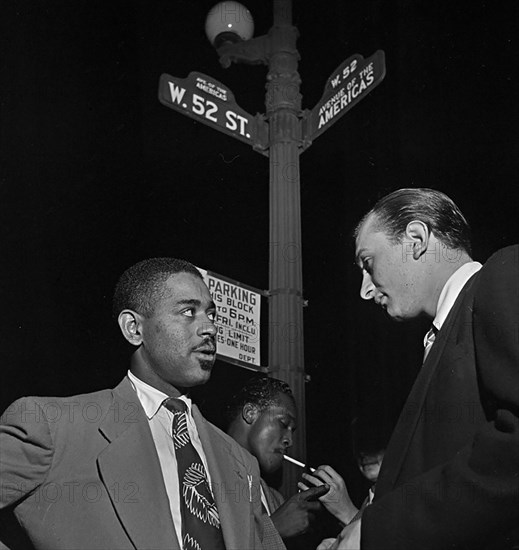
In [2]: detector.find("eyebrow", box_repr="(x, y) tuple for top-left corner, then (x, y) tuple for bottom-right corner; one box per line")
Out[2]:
(177, 298), (217, 310)
(280, 410), (297, 422)
(355, 248), (367, 266)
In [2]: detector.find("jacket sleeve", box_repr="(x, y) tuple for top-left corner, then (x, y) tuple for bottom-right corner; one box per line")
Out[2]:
(0, 397), (54, 508)
(361, 246), (519, 550)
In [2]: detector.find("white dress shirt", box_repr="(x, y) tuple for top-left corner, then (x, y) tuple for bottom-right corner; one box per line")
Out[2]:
(424, 261), (482, 350)
(127, 370), (213, 548)
(260, 483), (271, 515)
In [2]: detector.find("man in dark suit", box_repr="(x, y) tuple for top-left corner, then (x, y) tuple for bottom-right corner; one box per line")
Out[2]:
(0, 258), (266, 550)
(226, 376), (328, 550)
(322, 189), (519, 549)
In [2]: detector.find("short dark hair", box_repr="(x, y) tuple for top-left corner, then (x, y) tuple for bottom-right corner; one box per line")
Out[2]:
(225, 376), (294, 426)
(112, 257), (203, 318)
(354, 188), (472, 256)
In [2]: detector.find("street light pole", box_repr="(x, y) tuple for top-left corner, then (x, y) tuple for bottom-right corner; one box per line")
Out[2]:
(264, 0), (307, 496)
(161, 0), (385, 496)
(209, 0), (305, 495)
(217, 0), (305, 495)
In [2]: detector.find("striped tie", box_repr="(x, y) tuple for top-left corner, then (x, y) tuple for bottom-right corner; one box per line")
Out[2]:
(423, 325), (438, 364)
(164, 398), (226, 550)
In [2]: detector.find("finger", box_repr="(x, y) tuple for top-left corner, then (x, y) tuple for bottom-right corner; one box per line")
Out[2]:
(318, 464), (342, 480)
(299, 484), (330, 501)
(315, 464), (331, 471)
(309, 469), (334, 485)
(302, 472), (324, 485)
(317, 538), (336, 550)
(301, 474), (322, 487)
(297, 481), (310, 491)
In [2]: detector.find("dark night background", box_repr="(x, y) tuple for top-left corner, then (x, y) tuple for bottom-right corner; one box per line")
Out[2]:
(1, 0), (518, 524)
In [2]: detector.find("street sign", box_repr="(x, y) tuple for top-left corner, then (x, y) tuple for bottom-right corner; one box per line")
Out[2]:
(197, 267), (266, 372)
(159, 71), (259, 146)
(305, 50), (386, 142)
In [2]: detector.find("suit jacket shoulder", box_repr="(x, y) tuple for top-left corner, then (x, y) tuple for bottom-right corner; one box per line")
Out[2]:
(0, 378), (179, 550)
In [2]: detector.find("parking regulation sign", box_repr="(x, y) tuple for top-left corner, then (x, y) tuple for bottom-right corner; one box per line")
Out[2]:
(197, 267), (265, 371)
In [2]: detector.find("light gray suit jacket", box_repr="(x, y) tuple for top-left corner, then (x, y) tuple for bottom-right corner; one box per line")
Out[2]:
(0, 377), (266, 550)
(260, 479), (286, 550)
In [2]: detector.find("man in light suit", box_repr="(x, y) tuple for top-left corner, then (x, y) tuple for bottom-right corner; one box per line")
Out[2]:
(321, 188), (519, 549)
(0, 258), (266, 550)
(226, 376), (327, 550)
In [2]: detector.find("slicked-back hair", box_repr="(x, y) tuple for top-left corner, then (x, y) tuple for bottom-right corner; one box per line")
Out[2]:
(112, 257), (203, 319)
(225, 376), (294, 428)
(354, 188), (472, 256)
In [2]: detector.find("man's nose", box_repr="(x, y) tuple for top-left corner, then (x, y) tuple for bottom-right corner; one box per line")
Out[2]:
(198, 316), (217, 337)
(283, 431), (293, 448)
(360, 271), (375, 300)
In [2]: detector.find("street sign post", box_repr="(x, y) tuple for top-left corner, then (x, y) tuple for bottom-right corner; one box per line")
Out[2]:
(304, 50), (386, 142)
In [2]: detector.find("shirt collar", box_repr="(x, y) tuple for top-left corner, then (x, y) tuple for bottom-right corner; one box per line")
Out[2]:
(127, 370), (193, 420)
(432, 261), (482, 332)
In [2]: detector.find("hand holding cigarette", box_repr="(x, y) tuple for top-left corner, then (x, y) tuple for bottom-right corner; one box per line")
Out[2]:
(298, 464), (359, 525)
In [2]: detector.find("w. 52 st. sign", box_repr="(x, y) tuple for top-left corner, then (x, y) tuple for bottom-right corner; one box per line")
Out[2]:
(159, 51), (384, 150)
(158, 72), (265, 147)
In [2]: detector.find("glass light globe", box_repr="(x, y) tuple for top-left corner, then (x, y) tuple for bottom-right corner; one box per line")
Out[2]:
(205, 2), (254, 47)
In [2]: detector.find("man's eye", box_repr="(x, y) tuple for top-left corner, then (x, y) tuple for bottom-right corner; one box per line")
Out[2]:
(182, 309), (194, 317)
(207, 311), (216, 321)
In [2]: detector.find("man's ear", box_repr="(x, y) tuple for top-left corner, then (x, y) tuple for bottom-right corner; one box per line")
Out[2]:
(242, 403), (260, 425)
(118, 309), (144, 346)
(405, 220), (430, 260)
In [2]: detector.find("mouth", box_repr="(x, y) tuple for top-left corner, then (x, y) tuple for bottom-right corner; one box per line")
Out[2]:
(193, 342), (216, 356)
(272, 448), (287, 459)
(194, 348), (215, 355)
(193, 347), (216, 368)
(375, 297), (387, 310)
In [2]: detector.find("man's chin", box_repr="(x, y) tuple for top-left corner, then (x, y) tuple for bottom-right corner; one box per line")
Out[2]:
(385, 307), (405, 322)
(262, 462), (281, 476)
(199, 358), (215, 372)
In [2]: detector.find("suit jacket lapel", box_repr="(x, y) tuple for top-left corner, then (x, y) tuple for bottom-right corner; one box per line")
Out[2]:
(376, 273), (479, 496)
(192, 404), (263, 550)
(97, 377), (180, 550)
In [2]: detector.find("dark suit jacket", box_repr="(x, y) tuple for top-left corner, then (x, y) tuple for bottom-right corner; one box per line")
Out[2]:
(362, 245), (519, 549)
(0, 377), (266, 550)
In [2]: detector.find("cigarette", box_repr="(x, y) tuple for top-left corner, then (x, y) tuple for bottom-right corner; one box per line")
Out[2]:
(283, 454), (316, 472)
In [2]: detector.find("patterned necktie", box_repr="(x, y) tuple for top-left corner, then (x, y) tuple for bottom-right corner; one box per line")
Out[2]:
(163, 398), (226, 550)
(423, 325), (438, 364)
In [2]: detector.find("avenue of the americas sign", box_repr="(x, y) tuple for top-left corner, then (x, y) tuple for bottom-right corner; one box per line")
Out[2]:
(306, 50), (386, 142)
(159, 72), (257, 146)
(198, 267), (263, 371)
